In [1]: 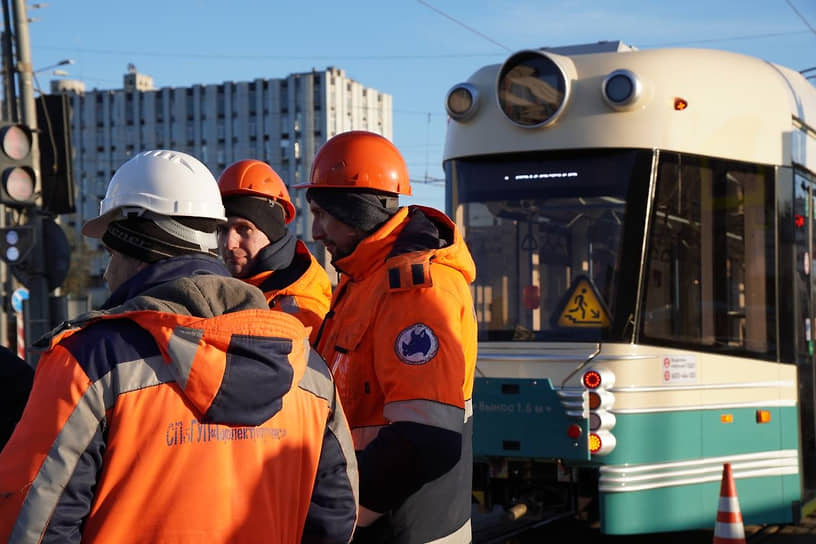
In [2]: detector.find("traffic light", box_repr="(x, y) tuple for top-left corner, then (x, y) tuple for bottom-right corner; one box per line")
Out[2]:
(0, 123), (37, 208)
(36, 94), (75, 215)
(0, 224), (35, 266)
(0, 219), (69, 290)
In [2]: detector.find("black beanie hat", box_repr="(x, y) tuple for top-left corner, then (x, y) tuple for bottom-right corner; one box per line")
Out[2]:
(306, 188), (399, 234)
(102, 216), (220, 263)
(222, 195), (287, 243)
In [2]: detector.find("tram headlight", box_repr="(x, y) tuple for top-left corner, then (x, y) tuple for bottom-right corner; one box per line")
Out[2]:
(496, 49), (574, 128)
(602, 69), (642, 111)
(445, 83), (479, 121)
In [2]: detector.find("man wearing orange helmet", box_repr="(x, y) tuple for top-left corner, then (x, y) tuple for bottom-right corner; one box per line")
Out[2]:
(296, 131), (477, 543)
(218, 160), (331, 344)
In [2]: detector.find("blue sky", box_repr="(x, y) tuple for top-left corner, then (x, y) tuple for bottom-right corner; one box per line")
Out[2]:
(24, 0), (816, 209)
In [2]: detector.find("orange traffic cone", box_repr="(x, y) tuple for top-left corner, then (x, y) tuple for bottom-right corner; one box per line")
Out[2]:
(712, 463), (745, 544)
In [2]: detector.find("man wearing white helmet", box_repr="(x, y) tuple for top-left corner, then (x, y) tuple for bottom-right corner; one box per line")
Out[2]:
(0, 150), (359, 543)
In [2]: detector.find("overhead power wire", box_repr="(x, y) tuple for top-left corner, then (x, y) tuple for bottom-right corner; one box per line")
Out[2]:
(785, 0), (816, 37)
(32, 45), (500, 61)
(35, 29), (809, 66)
(415, 0), (511, 52)
(639, 29), (811, 48)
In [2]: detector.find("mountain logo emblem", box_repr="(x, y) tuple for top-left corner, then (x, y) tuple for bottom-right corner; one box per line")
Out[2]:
(395, 323), (439, 365)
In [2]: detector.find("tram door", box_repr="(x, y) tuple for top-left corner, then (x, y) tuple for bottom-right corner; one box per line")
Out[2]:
(795, 171), (816, 494)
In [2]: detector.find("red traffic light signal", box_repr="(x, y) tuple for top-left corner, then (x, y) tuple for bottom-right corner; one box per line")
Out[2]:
(0, 124), (37, 208)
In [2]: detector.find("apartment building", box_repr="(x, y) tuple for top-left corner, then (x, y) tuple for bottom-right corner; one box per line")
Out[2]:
(51, 65), (392, 299)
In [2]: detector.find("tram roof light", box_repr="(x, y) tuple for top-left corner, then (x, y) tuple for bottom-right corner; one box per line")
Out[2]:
(674, 97), (688, 110)
(445, 83), (479, 121)
(602, 69), (642, 111)
(496, 49), (572, 128)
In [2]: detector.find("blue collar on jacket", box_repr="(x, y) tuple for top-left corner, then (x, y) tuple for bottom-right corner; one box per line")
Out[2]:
(101, 254), (230, 309)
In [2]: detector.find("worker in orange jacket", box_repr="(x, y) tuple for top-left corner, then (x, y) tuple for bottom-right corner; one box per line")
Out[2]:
(218, 160), (331, 344)
(295, 131), (477, 544)
(0, 150), (358, 543)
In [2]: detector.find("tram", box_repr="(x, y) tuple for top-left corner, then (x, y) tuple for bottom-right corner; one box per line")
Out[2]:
(443, 41), (816, 534)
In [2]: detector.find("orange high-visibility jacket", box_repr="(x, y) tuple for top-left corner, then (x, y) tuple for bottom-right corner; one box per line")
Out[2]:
(315, 206), (477, 544)
(245, 239), (331, 345)
(0, 255), (357, 544)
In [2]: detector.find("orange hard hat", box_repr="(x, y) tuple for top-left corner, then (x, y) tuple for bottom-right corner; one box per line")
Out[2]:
(294, 131), (412, 196)
(218, 160), (296, 223)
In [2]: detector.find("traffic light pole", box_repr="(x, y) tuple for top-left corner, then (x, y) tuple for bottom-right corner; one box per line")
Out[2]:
(12, 0), (49, 365)
(0, 0), (16, 349)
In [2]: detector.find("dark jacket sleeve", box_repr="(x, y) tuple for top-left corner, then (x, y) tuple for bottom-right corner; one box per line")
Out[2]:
(0, 346), (33, 451)
(42, 425), (106, 543)
(302, 351), (359, 544)
(302, 426), (358, 544)
(356, 422), (461, 513)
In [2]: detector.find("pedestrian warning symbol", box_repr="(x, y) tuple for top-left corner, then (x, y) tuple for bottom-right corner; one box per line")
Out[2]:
(555, 276), (611, 328)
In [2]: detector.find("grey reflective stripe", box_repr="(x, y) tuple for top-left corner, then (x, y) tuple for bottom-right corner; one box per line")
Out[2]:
(330, 394), (360, 508)
(297, 339), (359, 507)
(10, 355), (172, 544)
(298, 341), (335, 401)
(464, 398), (473, 422)
(426, 518), (471, 544)
(166, 326), (203, 389)
(384, 399), (465, 433)
(351, 426), (385, 450)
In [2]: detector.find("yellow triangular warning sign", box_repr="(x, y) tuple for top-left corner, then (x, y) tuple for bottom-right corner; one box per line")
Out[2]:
(556, 276), (611, 328)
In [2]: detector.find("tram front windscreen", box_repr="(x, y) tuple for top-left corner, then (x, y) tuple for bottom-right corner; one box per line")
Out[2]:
(445, 148), (653, 342)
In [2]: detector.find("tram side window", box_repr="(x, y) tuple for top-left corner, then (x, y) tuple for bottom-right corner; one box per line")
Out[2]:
(642, 154), (775, 358)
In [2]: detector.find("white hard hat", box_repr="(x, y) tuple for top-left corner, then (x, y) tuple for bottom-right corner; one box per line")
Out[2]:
(82, 149), (227, 239)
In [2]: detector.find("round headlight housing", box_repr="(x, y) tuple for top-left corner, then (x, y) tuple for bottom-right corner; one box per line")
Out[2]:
(445, 83), (479, 121)
(497, 50), (571, 127)
(602, 69), (642, 110)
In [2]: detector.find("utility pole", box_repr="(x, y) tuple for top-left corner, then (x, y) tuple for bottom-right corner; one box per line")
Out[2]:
(1, 0), (17, 122)
(0, 0), (16, 348)
(11, 0), (49, 364)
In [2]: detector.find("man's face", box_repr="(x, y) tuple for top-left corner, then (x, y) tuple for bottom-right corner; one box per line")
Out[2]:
(103, 248), (146, 293)
(218, 216), (271, 278)
(308, 199), (366, 262)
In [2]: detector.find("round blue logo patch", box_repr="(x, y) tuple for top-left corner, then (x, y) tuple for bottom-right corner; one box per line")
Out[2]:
(395, 323), (439, 365)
